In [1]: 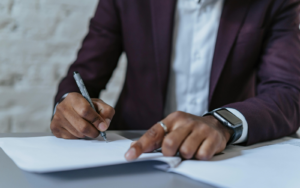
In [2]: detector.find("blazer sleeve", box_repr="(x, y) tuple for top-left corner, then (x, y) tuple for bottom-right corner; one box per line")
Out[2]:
(54, 0), (123, 105)
(225, 0), (300, 145)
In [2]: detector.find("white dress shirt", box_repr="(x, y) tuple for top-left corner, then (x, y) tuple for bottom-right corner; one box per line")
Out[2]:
(164, 0), (248, 143)
(55, 0), (248, 144)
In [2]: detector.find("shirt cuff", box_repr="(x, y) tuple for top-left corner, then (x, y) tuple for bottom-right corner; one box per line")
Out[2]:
(226, 108), (248, 144)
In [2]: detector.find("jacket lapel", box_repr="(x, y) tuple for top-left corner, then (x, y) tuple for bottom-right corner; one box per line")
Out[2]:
(150, 0), (251, 112)
(209, 0), (251, 104)
(151, 0), (177, 111)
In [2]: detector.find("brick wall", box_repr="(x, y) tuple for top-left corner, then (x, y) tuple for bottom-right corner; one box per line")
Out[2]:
(0, 0), (127, 133)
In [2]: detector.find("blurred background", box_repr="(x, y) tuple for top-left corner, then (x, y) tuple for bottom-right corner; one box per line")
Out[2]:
(0, 0), (127, 133)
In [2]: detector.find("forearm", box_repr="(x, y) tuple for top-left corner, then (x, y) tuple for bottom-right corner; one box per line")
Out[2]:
(54, 0), (123, 105)
(225, 86), (300, 145)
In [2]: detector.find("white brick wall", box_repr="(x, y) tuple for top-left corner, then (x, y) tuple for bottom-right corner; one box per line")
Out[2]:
(0, 0), (127, 133)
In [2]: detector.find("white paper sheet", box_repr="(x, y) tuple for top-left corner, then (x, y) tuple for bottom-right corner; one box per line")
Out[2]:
(0, 133), (181, 173)
(168, 137), (300, 188)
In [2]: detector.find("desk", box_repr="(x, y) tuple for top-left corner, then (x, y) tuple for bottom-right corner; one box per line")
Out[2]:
(0, 131), (216, 188)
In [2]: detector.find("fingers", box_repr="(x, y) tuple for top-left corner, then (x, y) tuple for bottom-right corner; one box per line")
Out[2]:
(125, 123), (166, 161)
(54, 96), (100, 138)
(195, 134), (225, 160)
(51, 108), (98, 139)
(71, 96), (107, 132)
(178, 126), (207, 159)
(124, 111), (229, 161)
(52, 111), (85, 138)
(161, 125), (193, 156)
(92, 99), (115, 130)
(51, 92), (116, 140)
(63, 107), (100, 138)
(58, 128), (78, 139)
(50, 119), (78, 139)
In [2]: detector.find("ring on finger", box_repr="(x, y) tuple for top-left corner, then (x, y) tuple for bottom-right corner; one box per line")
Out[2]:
(158, 121), (168, 135)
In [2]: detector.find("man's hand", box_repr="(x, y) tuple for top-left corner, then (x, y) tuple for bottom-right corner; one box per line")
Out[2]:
(125, 111), (233, 161)
(50, 92), (115, 139)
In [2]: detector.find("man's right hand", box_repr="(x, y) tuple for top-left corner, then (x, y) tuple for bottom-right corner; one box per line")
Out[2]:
(50, 92), (115, 139)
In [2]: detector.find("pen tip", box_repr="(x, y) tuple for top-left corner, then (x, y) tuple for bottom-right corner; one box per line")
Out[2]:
(101, 132), (107, 142)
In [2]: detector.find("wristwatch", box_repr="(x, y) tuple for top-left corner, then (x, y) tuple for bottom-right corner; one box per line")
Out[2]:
(204, 108), (243, 145)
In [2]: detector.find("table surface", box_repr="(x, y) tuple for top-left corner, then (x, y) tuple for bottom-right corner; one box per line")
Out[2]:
(0, 131), (217, 188)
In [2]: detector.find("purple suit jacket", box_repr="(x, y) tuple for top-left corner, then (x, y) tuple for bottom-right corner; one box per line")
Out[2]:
(55, 0), (300, 145)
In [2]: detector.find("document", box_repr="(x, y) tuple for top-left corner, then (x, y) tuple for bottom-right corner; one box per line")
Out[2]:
(0, 133), (181, 173)
(166, 137), (300, 188)
(1, 133), (300, 188)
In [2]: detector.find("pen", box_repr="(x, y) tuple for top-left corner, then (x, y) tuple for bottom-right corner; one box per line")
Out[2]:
(73, 71), (108, 142)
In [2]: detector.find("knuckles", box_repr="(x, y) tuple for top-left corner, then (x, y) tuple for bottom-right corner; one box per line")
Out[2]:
(160, 112), (227, 161)
(201, 126), (211, 135)
(199, 125), (222, 141)
(209, 130), (220, 139)
(163, 137), (176, 149)
(106, 106), (115, 115)
(78, 124), (99, 138)
(78, 106), (92, 118)
(101, 105), (115, 118)
(78, 124), (91, 135)
(179, 146), (194, 159)
(169, 111), (185, 120)
(197, 123), (214, 135)
(90, 116), (100, 124)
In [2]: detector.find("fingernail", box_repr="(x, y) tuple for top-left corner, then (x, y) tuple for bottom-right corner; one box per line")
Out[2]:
(105, 119), (111, 126)
(125, 148), (136, 161)
(98, 122), (107, 131)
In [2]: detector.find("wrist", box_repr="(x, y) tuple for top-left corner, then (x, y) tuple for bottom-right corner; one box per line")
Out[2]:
(203, 115), (234, 143)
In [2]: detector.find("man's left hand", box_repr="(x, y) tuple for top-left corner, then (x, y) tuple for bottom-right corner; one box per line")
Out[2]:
(125, 111), (233, 161)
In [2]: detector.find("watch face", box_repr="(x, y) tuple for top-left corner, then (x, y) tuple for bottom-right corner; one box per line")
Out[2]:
(215, 109), (242, 127)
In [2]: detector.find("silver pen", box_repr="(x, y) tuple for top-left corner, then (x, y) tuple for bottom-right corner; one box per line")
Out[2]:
(73, 71), (107, 142)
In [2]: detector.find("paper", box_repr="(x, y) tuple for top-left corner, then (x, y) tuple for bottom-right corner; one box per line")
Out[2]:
(167, 137), (300, 188)
(0, 133), (181, 173)
(2, 133), (299, 188)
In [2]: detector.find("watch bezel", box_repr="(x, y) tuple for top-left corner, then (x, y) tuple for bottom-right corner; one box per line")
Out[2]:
(213, 110), (242, 129)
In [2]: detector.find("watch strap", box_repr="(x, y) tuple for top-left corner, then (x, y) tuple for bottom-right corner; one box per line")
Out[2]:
(226, 123), (243, 145)
(204, 109), (243, 145)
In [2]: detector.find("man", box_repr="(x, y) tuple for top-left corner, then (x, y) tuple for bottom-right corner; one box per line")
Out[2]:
(51, 0), (300, 161)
